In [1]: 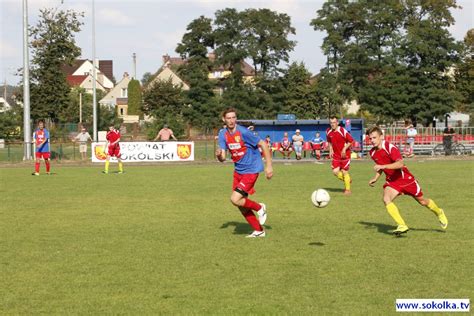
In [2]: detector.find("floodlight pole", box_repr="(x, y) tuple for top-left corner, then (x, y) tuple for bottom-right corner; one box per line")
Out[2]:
(92, 0), (97, 141)
(22, 0), (32, 160)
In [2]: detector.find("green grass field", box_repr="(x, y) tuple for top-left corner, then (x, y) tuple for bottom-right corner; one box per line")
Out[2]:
(1, 160), (473, 314)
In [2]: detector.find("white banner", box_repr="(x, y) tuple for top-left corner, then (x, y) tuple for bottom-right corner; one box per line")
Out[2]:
(91, 142), (194, 163)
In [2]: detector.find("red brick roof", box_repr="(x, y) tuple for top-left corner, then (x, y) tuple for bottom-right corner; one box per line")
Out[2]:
(66, 75), (88, 86)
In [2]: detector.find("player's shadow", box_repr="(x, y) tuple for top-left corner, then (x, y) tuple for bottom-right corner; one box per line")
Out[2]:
(324, 187), (345, 193)
(308, 242), (325, 246)
(220, 221), (272, 235)
(359, 221), (445, 235)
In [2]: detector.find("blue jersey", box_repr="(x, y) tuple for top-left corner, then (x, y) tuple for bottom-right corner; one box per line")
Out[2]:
(311, 137), (324, 145)
(218, 125), (264, 174)
(33, 128), (50, 152)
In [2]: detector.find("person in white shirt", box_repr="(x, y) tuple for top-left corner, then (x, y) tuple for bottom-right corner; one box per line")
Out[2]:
(74, 127), (92, 160)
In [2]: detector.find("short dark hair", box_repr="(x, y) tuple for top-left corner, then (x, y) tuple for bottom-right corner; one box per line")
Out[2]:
(38, 119), (45, 124)
(366, 126), (383, 136)
(222, 107), (237, 118)
(329, 115), (338, 121)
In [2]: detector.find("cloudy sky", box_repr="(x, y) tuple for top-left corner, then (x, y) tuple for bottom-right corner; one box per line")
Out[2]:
(1, 0), (473, 85)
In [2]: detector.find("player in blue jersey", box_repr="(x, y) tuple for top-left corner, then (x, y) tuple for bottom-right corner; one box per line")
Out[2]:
(32, 119), (51, 175)
(216, 108), (273, 238)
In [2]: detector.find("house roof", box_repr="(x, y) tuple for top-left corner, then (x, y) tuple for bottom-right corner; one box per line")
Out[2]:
(66, 75), (88, 86)
(62, 59), (114, 82)
(162, 54), (255, 77)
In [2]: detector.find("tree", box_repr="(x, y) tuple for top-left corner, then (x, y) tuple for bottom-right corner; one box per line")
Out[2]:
(281, 62), (318, 119)
(127, 79), (142, 117)
(28, 8), (83, 122)
(141, 72), (155, 87)
(454, 29), (474, 113)
(241, 8), (296, 77)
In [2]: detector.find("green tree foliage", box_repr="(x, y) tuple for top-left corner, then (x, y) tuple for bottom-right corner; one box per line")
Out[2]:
(28, 8), (83, 123)
(311, 0), (462, 125)
(242, 9), (296, 77)
(454, 29), (474, 113)
(0, 108), (22, 140)
(141, 72), (154, 86)
(127, 79), (142, 116)
(280, 62), (319, 119)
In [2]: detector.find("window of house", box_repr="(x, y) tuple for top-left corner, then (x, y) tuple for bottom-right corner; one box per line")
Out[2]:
(120, 108), (124, 115)
(121, 88), (128, 97)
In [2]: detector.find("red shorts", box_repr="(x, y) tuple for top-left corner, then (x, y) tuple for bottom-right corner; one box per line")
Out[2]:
(35, 152), (50, 159)
(331, 158), (351, 171)
(108, 144), (121, 158)
(233, 171), (259, 195)
(384, 180), (423, 198)
(312, 144), (321, 150)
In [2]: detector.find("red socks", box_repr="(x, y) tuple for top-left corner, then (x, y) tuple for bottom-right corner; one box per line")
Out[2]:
(45, 160), (50, 172)
(35, 162), (40, 173)
(241, 209), (262, 231)
(243, 198), (261, 211)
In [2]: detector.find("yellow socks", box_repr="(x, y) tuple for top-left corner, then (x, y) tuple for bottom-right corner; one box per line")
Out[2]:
(118, 162), (123, 173)
(426, 199), (442, 216)
(105, 160), (110, 172)
(343, 173), (351, 191)
(336, 171), (344, 181)
(386, 202), (407, 227)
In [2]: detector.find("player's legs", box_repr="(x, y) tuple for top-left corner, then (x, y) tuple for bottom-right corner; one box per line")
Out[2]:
(34, 153), (41, 174)
(103, 155), (110, 173)
(118, 157), (124, 173)
(383, 186), (409, 234)
(414, 195), (448, 230)
(341, 159), (351, 194)
(316, 149), (321, 160)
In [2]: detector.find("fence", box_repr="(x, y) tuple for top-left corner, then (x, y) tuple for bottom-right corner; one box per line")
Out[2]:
(0, 140), (218, 163)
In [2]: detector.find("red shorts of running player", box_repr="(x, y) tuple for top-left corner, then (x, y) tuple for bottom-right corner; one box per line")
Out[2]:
(108, 144), (121, 158)
(35, 152), (51, 160)
(331, 158), (351, 171)
(383, 179), (423, 198)
(233, 171), (259, 196)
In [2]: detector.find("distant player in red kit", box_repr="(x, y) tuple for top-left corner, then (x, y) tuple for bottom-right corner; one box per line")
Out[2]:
(103, 124), (124, 174)
(32, 119), (51, 176)
(216, 108), (273, 238)
(326, 116), (353, 195)
(367, 126), (448, 236)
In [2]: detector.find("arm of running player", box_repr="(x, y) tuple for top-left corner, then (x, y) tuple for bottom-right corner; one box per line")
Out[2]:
(369, 170), (383, 186)
(328, 142), (334, 159)
(374, 159), (404, 172)
(258, 139), (273, 179)
(215, 147), (226, 162)
(340, 141), (351, 159)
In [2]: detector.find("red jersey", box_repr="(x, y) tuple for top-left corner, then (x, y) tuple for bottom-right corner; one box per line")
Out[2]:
(224, 129), (247, 163)
(326, 126), (353, 159)
(106, 129), (120, 145)
(369, 140), (416, 183)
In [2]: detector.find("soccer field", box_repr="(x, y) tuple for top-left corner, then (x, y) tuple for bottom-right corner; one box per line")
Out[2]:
(1, 160), (473, 314)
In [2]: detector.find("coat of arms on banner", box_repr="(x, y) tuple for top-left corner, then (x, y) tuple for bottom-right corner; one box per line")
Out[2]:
(94, 144), (107, 161)
(177, 144), (192, 159)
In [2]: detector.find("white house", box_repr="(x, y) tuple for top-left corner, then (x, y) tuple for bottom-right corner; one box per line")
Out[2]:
(0, 96), (11, 112)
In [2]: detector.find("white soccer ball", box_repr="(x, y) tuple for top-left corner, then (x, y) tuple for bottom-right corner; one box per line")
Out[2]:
(311, 189), (330, 208)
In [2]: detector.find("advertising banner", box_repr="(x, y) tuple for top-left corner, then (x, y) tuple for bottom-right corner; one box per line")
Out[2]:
(92, 142), (194, 163)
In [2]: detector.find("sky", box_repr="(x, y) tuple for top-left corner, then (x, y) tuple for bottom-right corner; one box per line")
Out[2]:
(1, 0), (473, 86)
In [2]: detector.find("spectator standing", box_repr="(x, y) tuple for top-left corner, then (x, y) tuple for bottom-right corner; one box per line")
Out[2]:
(154, 124), (177, 141)
(443, 125), (456, 156)
(292, 129), (304, 160)
(74, 127), (92, 160)
(405, 122), (417, 158)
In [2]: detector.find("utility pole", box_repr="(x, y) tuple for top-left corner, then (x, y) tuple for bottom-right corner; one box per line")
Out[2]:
(22, 0), (32, 160)
(79, 92), (82, 124)
(92, 0), (97, 141)
(133, 53), (137, 79)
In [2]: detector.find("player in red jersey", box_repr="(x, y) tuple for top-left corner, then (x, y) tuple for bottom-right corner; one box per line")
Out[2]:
(32, 119), (51, 176)
(326, 116), (354, 195)
(103, 124), (124, 174)
(216, 108), (273, 238)
(367, 126), (448, 236)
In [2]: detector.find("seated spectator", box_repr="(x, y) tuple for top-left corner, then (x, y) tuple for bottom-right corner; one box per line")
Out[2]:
(292, 129), (304, 160)
(279, 132), (293, 159)
(310, 132), (324, 160)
